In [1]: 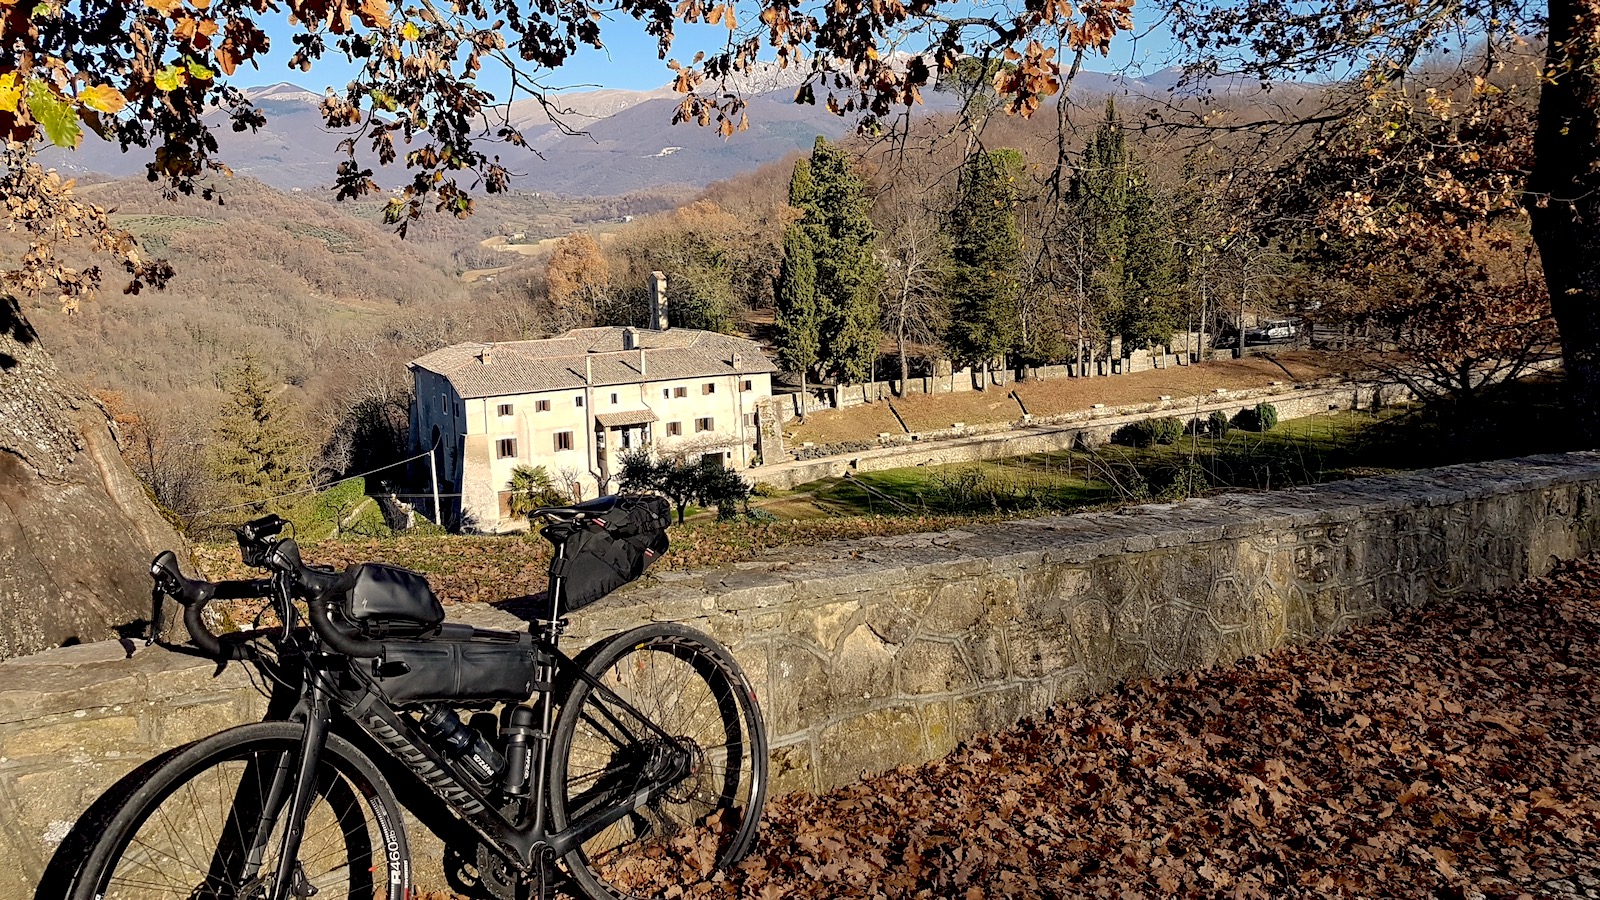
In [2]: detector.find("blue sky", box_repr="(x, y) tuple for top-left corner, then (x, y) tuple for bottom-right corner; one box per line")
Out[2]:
(232, 2), (1185, 96)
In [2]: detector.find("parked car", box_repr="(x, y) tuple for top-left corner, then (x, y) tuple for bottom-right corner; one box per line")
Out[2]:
(1216, 317), (1305, 347)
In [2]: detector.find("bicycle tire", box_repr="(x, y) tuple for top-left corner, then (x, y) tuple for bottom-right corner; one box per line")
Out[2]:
(71, 721), (411, 900)
(549, 623), (769, 900)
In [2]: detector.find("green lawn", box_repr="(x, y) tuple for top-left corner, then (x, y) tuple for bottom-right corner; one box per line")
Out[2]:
(780, 376), (1585, 519)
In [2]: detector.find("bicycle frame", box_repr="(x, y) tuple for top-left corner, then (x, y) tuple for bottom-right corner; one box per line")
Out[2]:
(260, 551), (693, 898)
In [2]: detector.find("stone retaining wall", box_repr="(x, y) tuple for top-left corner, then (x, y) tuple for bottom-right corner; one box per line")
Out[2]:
(750, 379), (1409, 491)
(5, 453), (1599, 895)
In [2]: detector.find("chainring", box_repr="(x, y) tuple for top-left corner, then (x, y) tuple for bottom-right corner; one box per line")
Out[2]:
(475, 841), (522, 900)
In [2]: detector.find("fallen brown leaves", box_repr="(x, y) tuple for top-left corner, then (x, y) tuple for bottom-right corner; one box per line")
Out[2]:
(215, 545), (1599, 899)
(705, 556), (1600, 899)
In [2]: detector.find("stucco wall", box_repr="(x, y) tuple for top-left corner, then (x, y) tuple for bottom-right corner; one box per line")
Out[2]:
(4, 453), (1598, 895)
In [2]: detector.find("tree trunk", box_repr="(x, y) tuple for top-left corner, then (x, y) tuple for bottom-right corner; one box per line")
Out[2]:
(898, 333), (909, 397)
(0, 296), (188, 660)
(1529, 0), (1600, 435)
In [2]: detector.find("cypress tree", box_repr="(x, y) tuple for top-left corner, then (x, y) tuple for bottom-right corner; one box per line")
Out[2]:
(806, 138), (882, 385)
(776, 138), (882, 389)
(210, 356), (307, 511)
(947, 148), (1024, 387)
(1069, 98), (1180, 351)
(775, 158), (823, 411)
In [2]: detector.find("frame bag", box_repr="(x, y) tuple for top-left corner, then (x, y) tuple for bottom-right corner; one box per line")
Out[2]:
(371, 629), (541, 706)
(550, 495), (671, 614)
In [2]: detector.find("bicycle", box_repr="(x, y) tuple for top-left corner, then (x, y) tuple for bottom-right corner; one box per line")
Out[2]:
(69, 494), (768, 900)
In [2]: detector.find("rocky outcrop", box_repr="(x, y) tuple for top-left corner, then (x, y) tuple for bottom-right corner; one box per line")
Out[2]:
(0, 295), (188, 659)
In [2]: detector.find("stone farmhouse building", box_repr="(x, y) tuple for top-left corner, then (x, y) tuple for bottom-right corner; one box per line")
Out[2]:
(408, 278), (777, 531)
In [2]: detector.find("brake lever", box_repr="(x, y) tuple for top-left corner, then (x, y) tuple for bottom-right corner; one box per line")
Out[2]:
(147, 585), (165, 647)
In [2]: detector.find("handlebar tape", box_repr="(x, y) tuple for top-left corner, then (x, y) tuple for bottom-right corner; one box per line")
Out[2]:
(268, 540), (387, 659)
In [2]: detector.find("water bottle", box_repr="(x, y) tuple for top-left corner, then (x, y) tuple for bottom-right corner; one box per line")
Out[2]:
(419, 704), (505, 785)
(500, 706), (537, 797)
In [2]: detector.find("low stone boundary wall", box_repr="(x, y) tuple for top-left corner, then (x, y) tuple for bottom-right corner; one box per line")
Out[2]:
(5, 453), (1599, 895)
(751, 379), (1407, 491)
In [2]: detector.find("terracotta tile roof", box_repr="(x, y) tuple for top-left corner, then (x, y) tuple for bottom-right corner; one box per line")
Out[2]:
(594, 409), (660, 427)
(409, 326), (778, 399)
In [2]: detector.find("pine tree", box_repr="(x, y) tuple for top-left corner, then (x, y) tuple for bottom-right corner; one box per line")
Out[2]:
(947, 148), (1024, 387)
(210, 357), (307, 511)
(776, 138), (883, 389)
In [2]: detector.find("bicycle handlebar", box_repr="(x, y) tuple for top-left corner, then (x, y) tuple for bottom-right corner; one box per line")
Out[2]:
(265, 539), (387, 659)
(149, 538), (389, 661)
(148, 551), (271, 659)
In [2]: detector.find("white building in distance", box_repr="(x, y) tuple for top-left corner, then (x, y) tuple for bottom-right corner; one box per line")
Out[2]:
(408, 274), (778, 531)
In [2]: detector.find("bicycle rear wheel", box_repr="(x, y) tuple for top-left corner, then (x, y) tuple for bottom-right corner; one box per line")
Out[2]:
(549, 623), (768, 900)
(71, 721), (410, 900)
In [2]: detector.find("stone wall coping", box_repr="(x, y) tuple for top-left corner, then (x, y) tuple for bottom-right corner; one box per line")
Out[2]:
(0, 638), (253, 727)
(7, 451), (1597, 725)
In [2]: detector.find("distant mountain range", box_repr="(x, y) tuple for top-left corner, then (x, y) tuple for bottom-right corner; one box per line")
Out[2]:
(45, 66), (1211, 197)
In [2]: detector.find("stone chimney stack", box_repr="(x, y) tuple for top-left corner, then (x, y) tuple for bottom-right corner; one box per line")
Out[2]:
(731, 351), (742, 369)
(622, 327), (636, 350)
(648, 271), (668, 330)
(478, 342), (494, 365)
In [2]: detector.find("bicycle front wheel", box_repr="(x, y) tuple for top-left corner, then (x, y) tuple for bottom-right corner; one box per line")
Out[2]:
(71, 721), (410, 900)
(550, 623), (769, 900)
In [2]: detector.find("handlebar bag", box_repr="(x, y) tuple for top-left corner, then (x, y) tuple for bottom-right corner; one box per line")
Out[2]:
(372, 630), (540, 706)
(547, 495), (671, 614)
(343, 563), (446, 627)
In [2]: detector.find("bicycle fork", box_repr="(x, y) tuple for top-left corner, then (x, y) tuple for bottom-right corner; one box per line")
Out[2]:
(251, 670), (335, 900)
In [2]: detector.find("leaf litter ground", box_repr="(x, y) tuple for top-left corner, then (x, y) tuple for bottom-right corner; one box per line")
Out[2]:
(418, 555), (1600, 900)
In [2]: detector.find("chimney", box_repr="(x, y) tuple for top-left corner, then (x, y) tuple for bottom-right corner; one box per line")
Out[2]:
(731, 351), (742, 369)
(585, 356), (592, 385)
(623, 327), (636, 350)
(648, 271), (668, 330)
(478, 342), (494, 365)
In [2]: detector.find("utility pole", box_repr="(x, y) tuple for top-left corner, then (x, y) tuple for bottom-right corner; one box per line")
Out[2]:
(428, 441), (441, 527)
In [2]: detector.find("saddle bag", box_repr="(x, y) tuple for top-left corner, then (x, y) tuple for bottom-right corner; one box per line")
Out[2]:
(370, 626), (541, 706)
(548, 495), (671, 614)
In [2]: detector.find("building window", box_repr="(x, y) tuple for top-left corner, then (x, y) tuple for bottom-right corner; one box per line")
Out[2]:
(455, 402), (462, 418)
(662, 388), (671, 399)
(554, 431), (574, 452)
(535, 399), (551, 412)
(666, 421), (682, 436)
(496, 438), (516, 459)
(741, 379), (753, 392)
(610, 392), (619, 404)
(575, 395), (584, 408)
(498, 403), (514, 417)
(673, 386), (687, 398)
(695, 417), (714, 433)
(742, 413), (754, 428)
(702, 383), (716, 395)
